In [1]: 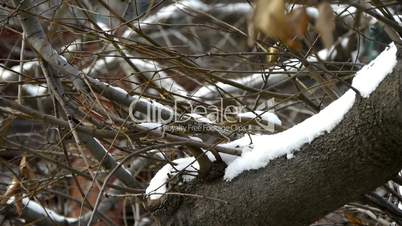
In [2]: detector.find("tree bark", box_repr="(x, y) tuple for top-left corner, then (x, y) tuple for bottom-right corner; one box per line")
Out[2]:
(157, 49), (402, 226)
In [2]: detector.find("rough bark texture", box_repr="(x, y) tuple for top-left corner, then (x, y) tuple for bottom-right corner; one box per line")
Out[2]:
(157, 49), (402, 226)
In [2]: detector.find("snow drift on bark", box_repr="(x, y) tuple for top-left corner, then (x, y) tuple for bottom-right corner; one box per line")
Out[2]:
(223, 43), (398, 180)
(145, 43), (398, 199)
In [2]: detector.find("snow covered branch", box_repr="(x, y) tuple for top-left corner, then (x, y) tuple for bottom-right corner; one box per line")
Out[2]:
(152, 43), (402, 225)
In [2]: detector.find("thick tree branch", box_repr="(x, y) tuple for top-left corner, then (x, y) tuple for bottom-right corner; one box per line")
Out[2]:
(12, 0), (86, 92)
(157, 50), (402, 226)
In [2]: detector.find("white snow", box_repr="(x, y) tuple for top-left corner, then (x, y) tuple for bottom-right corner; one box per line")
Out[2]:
(286, 153), (294, 159)
(222, 43), (397, 180)
(145, 157), (199, 200)
(331, 4), (357, 15)
(139, 122), (164, 131)
(145, 43), (398, 198)
(351, 44), (398, 97)
(188, 136), (203, 142)
(222, 89), (356, 180)
(305, 7), (319, 18)
(96, 22), (112, 35)
(237, 111), (282, 126)
(216, 3), (251, 14)
(399, 184), (402, 209)
(192, 73), (268, 99)
(144, 147), (238, 200)
(187, 113), (213, 124)
(23, 85), (47, 96)
(0, 62), (48, 96)
(316, 46), (337, 61)
(295, 5), (356, 19)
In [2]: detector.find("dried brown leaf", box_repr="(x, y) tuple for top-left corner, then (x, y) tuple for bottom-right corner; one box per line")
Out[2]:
(345, 212), (365, 226)
(15, 193), (23, 216)
(253, 0), (288, 41)
(0, 177), (20, 205)
(252, 0), (309, 51)
(19, 155), (32, 179)
(288, 8), (309, 38)
(316, 2), (335, 49)
(286, 7), (309, 51)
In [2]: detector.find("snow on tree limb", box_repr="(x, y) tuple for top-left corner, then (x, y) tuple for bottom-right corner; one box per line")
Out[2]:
(223, 43), (398, 180)
(145, 43), (398, 199)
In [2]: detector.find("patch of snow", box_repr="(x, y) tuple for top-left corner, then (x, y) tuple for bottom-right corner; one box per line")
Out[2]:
(24, 85), (47, 96)
(216, 3), (251, 13)
(237, 111), (282, 126)
(219, 152), (238, 165)
(177, 0), (209, 12)
(351, 50), (359, 62)
(188, 136), (203, 142)
(139, 122), (163, 131)
(192, 74), (267, 99)
(0, 62), (47, 96)
(316, 46), (337, 61)
(351, 43), (398, 97)
(295, 5), (356, 20)
(374, 187), (387, 196)
(145, 157), (199, 200)
(286, 153), (294, 159)
(305, 7), (319, 18)
(394, 15), (402, 25)
(97, 22), (112, 34)
(332, 4), (357, 15)
(145, 137), (239, 200)
(187, 113), (213, 124)
(399, 184), (402, 209)
(341, 37), (350, 48)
